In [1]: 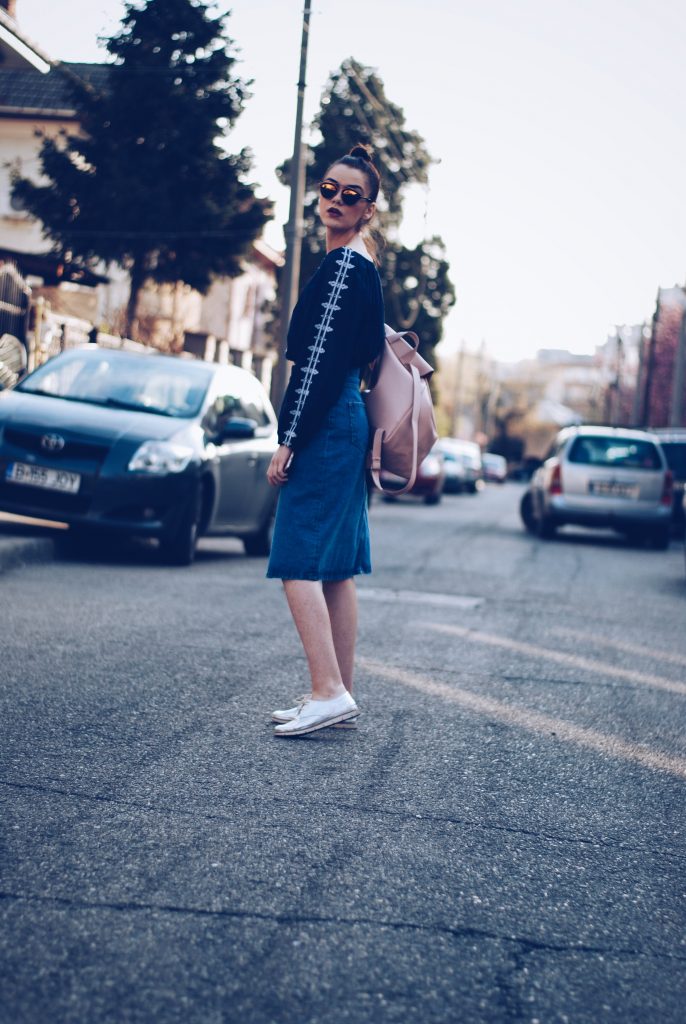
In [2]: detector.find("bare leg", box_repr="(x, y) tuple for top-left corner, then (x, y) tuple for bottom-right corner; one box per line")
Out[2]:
(322, 578), (358, 693)
(282, 580), (345, 700)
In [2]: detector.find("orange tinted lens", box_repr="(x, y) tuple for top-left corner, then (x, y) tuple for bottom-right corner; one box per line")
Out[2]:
(319, 182), (338, 200)
(341, 188), (363, 206)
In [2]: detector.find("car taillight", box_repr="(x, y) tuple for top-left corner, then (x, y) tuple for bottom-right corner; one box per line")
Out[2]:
(549, 463), (563, 495)
(661, 468), (674, 506)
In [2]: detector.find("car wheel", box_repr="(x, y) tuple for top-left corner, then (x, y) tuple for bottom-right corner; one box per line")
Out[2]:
(520, 492), (537, 534)
(160, 487), (200, 566)
(243, 511), (275, 557)
(424, 493), (441, 505)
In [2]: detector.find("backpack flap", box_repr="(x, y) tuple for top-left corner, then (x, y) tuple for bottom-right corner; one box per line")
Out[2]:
(386, 331), (434, 379)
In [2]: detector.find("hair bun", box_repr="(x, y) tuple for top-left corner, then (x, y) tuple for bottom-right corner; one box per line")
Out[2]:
(349, 143), (373, 163)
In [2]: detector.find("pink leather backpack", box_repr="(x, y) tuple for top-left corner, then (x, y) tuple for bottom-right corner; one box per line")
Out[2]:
(364, 325), (438, 495)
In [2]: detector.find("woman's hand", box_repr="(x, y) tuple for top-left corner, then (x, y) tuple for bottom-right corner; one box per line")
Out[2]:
(267, 444), (293, 487)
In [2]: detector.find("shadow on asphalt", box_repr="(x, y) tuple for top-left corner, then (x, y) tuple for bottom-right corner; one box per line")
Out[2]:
(51, 532), (251, 568)
(515, 525), (681, 552)
(657, 574), (686, 597)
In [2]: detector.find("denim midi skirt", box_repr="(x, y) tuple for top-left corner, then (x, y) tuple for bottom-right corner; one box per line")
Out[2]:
(267, 371), (371, 581)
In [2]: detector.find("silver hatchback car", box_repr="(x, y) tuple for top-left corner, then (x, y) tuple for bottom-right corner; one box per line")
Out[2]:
(520, 426), (673, 548)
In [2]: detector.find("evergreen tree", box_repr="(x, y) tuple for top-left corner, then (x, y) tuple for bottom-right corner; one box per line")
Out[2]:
(279, 58), (455, 371)
(383, 237), (456, 386)
(12, 0), (271, 337)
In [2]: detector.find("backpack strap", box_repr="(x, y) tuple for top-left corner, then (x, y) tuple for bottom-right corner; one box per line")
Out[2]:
(369, 364), (422, 496)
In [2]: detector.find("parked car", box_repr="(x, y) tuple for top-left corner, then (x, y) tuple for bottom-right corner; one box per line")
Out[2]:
(651, 428), (686, 535)
(436, 438), (466, 493)
(482, 452), (507, 484)
(519, 426), (673, 548)
(435, 438), (483, 493)
(379, 443), (445, 504)
(0, 347), (279, 564)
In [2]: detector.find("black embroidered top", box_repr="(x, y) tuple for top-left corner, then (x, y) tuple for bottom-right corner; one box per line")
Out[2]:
(278, 246), (385, 452)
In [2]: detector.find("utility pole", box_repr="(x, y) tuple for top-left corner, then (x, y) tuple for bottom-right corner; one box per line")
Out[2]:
(271, 0), (312, 410)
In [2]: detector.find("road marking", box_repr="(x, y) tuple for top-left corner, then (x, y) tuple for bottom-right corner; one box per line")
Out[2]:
(358, 587), (484, 610)
(359, 658), (686, 780)
(428, 623), (686, 697)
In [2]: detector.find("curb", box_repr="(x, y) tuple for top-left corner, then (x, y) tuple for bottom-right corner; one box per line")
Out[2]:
(0, 536), (56, 574)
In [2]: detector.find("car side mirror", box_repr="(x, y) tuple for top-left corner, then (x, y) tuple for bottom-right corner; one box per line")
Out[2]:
(216, 417), (258, 442)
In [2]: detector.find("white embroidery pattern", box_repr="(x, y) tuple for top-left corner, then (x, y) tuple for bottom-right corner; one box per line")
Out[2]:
(283, 247), (354, 447)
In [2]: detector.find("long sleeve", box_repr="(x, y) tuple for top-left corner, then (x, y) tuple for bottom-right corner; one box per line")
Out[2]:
(278, 247), (364, 453)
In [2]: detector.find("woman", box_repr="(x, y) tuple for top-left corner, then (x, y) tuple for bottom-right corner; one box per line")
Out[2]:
(266, 144), (385, 737)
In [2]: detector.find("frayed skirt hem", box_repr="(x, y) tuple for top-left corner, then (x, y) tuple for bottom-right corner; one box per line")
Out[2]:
(266, 566), (371, 582)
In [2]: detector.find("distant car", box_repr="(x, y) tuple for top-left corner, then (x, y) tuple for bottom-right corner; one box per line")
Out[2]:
(379, 444), (445, 504)
(439, 447), (468, 493)
(651, 428), (686, 535)
(0, 347), (279, 564)
(520, 425), (673, 548)
(482, 452), (507, 484)
(435, 438), (483, 493)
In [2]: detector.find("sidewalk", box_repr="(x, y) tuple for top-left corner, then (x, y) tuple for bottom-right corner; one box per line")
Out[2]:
(0, 512), (61, 573)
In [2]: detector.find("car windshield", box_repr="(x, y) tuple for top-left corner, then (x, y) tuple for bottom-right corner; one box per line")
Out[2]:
(568, 436), (661, 470)
(660, 442), (686, 478)
(17, 350), (213, 418)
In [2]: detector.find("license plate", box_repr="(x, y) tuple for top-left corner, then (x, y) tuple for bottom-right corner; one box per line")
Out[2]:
(6, 462), (81, 494)
(589, 481), (639, 499)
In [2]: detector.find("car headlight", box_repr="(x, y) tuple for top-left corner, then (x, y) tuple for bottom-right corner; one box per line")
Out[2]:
(128, 440), (194, 474)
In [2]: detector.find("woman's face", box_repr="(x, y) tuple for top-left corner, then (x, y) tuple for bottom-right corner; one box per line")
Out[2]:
(318, 163), (376, 234)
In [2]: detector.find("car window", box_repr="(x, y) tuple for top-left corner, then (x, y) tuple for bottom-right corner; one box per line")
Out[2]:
(568, 436), (661, 470)
(205, 374), (271, 432)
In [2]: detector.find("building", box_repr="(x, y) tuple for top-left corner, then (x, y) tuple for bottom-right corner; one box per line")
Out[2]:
(0, 1), (281, 389)
(0, 2), (108, 311)
(593, 324), (644, 426)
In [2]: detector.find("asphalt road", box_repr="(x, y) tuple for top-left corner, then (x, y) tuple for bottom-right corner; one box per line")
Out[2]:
(1, 483), (685, 1023)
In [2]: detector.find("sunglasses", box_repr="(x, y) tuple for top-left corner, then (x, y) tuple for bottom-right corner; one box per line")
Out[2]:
(319, 181), (373, 206)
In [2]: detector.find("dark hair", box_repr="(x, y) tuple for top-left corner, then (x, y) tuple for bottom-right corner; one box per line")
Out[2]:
(326, 143), (381, 202)
(325, 143), (384, 262)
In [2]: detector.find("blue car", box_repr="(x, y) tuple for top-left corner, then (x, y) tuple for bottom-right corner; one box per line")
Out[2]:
(0, 346), (279, 564)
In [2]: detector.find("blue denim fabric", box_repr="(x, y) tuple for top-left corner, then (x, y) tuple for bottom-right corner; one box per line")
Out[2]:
(266, 371), (371, 581)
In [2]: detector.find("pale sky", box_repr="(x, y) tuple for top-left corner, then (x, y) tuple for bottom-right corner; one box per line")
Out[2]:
(16, 0), (686, 362)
